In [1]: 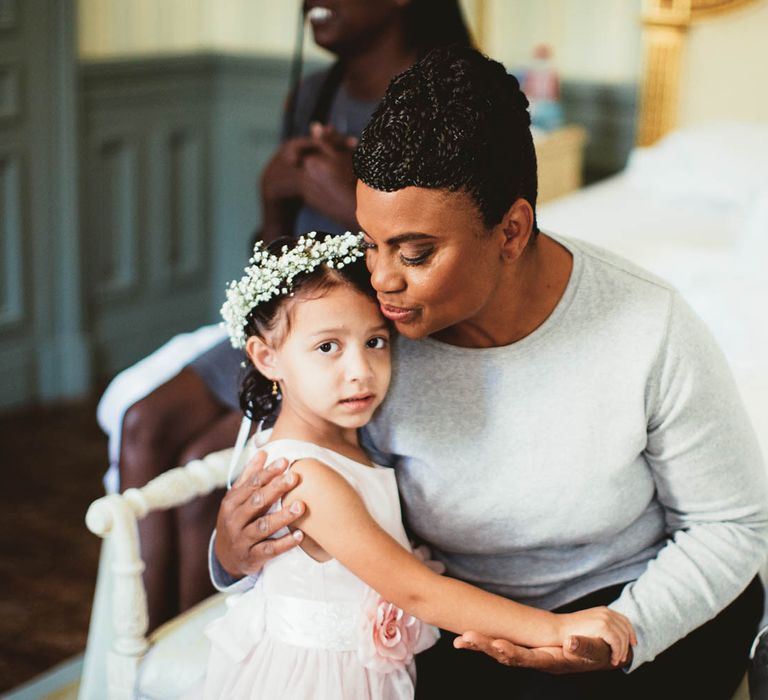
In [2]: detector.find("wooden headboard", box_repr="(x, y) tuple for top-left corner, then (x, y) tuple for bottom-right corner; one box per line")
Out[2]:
(637, 0), (768, 144)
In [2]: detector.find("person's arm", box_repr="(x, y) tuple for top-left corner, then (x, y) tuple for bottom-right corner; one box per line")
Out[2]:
(453, 292), (768, 673)
(605, 292), (768, 670)
(297, 123), (359, 230)
(283, 458), (636, 665)
(260, 137), (314, 243)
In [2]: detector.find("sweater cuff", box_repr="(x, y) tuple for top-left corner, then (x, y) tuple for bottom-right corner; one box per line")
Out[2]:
(208, 530), (257, 593)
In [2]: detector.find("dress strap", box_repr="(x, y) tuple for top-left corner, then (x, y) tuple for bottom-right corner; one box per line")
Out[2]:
(226, 415), (253, 488)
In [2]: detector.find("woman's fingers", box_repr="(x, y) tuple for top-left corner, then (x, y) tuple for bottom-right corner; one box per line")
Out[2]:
(243, 500), (305, 542)
(243, 531), (304, 574)
(562, 635), (613, 669)
(232, 451), (268, 489)
(231, 455), (288, 505)
(232, 468), (301, 531)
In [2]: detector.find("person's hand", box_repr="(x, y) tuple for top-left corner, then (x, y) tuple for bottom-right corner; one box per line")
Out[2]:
(556, 606), (637, 667)
(260, 136), (316, 203)
(298, 122), (358, 228)
(214, 451), (305, 578)
(454, 632), (629, 674)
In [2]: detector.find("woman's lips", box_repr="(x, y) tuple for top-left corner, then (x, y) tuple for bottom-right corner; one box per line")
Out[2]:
(339, 394), (375, 412)
(306, 6), (333, 23)
(380, 303), (418, 323)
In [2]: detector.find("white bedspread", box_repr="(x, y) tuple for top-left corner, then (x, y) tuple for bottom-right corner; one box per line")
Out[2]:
(539, 168), (768, 459)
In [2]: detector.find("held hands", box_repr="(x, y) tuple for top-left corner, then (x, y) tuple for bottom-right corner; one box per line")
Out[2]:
(214, 451), (305, 578)
(455, 607), (636, 674)
(556, 606), (637, 668)
(298, 123), (358, 227)
(261, 123), (358, 231)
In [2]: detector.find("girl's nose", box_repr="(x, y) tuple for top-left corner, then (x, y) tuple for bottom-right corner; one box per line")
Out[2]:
(346, 347), (374, 384)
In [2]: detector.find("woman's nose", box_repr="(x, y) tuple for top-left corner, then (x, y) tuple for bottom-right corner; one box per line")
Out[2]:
(368, 251), (405, 295)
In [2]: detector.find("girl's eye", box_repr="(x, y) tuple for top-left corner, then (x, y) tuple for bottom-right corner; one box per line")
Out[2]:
(367, 336), (388, 350)
(318, 341), (339, 354)
(362, 240), (376, 251)
(400, 248), (434, 266)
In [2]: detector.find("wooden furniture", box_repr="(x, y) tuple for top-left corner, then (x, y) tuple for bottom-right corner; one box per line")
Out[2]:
(533, 125), (588, 204)
(637, 0), (762, 145)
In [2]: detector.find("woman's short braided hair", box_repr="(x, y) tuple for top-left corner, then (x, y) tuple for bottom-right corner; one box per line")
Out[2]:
(353, 45), (538, 231)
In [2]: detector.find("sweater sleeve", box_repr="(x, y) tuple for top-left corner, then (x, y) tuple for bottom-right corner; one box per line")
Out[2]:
(208, 530), (255, 593)
(609, 291), (768, 670)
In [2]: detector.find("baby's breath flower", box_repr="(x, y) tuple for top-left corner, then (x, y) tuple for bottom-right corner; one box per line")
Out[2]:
(220, 231), (365, 349)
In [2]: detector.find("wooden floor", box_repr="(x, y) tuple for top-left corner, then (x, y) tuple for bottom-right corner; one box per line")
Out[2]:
(0, 397), (106, 693)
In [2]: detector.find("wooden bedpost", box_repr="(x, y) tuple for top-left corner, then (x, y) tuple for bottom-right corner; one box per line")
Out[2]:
(637, 0), (759, 146)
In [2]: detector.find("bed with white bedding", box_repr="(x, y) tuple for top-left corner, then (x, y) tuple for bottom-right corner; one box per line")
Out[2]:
(539, 122), (768, 459)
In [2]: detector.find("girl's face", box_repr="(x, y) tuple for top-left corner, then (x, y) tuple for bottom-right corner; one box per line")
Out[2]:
(266, 284), (392, 431)
(356, 182), (508, 340)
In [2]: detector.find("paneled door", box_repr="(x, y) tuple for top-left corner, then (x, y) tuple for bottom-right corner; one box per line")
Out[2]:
(0, 0), (88, 410)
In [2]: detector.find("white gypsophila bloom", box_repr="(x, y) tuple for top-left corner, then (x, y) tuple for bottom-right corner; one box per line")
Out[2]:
(220, 231), (366, 349)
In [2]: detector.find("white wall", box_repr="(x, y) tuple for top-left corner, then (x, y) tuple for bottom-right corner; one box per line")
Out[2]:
(478, 0), (642, 83)
(680, 0), (768, 126)
(78, 0), (313, 59)
(77, 0), (643, 84)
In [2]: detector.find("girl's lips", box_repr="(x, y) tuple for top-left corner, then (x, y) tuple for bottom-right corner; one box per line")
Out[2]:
(339, 395), (375, 412)
(380, 304), (417, 322)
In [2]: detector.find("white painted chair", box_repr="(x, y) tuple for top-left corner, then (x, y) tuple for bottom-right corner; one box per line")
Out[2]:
(84, 448), (237, 700)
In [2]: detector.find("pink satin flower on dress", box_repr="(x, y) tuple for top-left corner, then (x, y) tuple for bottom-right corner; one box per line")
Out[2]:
(358, 589), (422, 674)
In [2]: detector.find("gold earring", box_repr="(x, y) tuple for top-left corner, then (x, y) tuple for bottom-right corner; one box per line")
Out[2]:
(271, 381), (279, 397)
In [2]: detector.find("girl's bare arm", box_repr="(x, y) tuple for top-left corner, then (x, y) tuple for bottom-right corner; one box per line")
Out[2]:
(282, 459), (635, 663)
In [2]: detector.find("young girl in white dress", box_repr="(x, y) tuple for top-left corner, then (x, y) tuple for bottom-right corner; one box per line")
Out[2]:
(193, 232), (636, 699)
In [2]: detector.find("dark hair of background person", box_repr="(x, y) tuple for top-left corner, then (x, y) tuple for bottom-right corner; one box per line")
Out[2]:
(239, 236), (380, 423)
(287, 0), (473, 136)
(353, 45), (539, 233)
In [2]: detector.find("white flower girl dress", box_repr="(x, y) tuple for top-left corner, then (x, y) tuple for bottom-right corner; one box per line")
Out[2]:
(192, 433), (439, 700)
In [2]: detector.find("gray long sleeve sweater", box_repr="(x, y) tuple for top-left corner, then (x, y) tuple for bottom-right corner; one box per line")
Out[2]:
(362, 234), (768, 670)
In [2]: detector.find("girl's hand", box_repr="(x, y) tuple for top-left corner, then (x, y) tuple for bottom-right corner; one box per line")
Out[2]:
(556, 607), (637, 667)
(214, 451), (305, 578)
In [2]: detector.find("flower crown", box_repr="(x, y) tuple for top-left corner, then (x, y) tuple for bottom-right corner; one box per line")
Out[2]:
(221, 231), (366, 349)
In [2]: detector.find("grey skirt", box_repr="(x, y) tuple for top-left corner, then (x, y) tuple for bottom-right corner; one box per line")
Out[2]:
(187, 338), (246, 410)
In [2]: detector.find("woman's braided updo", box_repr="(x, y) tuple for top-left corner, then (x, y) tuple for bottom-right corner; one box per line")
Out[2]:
(239, 236), (378, 423)
(353, 45), (538, 231)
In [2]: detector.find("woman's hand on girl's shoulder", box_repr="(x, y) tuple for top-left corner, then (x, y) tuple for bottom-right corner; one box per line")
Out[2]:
(214, 451), (305, 578)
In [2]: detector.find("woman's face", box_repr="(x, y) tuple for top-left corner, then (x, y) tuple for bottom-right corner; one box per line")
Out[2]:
(303, 0), (405, 54)
(356, 182), (506, 340)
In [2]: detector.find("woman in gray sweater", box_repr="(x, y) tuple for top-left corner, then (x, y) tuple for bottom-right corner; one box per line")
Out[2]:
(212, 46), (768, 699)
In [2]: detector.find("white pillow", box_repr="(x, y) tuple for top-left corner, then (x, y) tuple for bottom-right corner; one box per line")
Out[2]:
(625, 121), (768, 208)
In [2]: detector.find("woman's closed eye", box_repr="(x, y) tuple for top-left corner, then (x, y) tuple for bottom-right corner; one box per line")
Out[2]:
(399, 247), (434, 266)
(362, 235), (433, 265)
